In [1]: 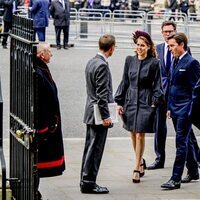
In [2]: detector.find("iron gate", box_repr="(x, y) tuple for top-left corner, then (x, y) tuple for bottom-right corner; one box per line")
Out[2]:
(9, 15), (38, 200)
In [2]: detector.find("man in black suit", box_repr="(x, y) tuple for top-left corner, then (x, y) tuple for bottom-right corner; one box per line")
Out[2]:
(161, 32), (200, 190)
(50, 0), (70, 50)
(1, 0), (16, 49)
(80, 34), (116, 194)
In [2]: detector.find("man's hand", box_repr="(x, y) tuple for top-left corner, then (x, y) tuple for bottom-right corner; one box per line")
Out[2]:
(102, 118), (112, 127)
(166, 110), (171, 119)
(117, 105), (124, 115)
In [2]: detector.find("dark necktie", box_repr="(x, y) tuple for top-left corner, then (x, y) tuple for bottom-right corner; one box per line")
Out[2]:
(166, 48), (171, 72)
(174, 58), (179, 68)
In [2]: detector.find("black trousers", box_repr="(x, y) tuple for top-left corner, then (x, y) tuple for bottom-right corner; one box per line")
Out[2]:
(55, 26), (69, 47)
(80, 124), (108, 187)
(2, 20), (12, 46)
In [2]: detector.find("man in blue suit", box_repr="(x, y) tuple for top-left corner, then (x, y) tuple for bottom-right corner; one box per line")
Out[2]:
(148, 21), (177, 170)
(161, 32), (200, 190)
(29, 0), (49, 41)
(148, 21), (200, 170)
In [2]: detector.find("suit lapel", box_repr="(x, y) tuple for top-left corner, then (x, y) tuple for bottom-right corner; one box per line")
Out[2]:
(158, 43), (167, 73)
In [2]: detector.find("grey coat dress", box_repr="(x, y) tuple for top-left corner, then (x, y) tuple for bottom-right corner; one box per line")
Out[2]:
(114, 55), (164, 133)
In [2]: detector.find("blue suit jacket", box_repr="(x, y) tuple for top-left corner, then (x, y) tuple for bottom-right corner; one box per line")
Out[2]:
(156, 43), (170, 95)
(156, 43), (192, 96)
(168, 53), (200, 118)
(30, 0), (49, 28)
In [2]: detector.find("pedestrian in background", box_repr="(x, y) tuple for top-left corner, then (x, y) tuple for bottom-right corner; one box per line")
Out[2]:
(161, 32), (200, 190)
(114, 31), (164, 183)
(1, 0), (17, 49)
(29, 0), (49, 41)
(35, 43), (65, 199)
(179, 0), (189, 17)
(148, 21), (200, 171)
(50, 0), (70, 50)
(80, 34), (116, 194)
(168, 0), (178, 20)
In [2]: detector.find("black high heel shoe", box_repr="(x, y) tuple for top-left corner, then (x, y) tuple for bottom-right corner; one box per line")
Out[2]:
(132, 170), (140, 183)
(140, 158), (146, 177)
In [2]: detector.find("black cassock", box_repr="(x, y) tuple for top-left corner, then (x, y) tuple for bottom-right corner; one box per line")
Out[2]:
(35, 58), (65, 177)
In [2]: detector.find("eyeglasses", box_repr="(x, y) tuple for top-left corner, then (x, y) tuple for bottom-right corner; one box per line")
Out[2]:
(162, 30), (175, 34)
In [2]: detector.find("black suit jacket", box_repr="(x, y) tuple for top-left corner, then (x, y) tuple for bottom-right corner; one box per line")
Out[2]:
(83, 54), (114, 125)
(50, 0), (70, 27)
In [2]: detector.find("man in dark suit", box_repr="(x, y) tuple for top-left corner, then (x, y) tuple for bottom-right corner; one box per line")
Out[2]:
(50, 0), (70, 50)
(168, 0), (177, 20)
(161, 32), (200, 190)
(147, 21), (177, 170)
(80, 34), (116, 194)
(148, 21), (200, 170)
(1, 0), (17, 49)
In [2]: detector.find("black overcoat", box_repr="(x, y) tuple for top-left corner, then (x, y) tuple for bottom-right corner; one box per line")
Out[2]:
(114, 55), (163, 132)
(35, 58), (65, 178)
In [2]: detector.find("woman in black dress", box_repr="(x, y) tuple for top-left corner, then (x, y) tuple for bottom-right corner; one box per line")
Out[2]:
(114, 31), (164, 183)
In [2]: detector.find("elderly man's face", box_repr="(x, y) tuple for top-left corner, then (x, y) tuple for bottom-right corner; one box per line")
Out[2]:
(42, 48), (52, 63)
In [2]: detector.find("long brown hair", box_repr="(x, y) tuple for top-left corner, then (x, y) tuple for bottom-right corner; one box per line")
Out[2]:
(135, 36), (157, 58)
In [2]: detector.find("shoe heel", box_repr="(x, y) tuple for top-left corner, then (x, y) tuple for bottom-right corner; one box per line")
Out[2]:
(140, 158), (146, 177)
(132, 170), (140, 183)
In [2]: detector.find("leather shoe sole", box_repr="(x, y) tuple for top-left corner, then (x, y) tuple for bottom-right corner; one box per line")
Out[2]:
(147, 163), (164, 170)
(161, 180), (181, 190)
(181, 174), (199, 183)
(81, 185), (109, 194)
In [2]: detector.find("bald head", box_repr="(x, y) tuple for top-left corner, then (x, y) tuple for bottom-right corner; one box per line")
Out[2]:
(36, 43), (52, 63)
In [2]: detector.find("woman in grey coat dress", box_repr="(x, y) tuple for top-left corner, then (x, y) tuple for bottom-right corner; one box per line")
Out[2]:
(114, 31), (164, 183)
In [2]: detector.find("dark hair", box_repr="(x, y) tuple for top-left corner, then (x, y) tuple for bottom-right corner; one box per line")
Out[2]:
(167, 32), (188, 51)
(99, 34), (116, 52)
(161, 20), (177, 31)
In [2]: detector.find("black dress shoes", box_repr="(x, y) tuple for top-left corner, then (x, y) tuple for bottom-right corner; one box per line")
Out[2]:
(161, 179), (181, 190)
(81, 184), (109, 194)
(2, 45), (7, 49)
(181, 173), (199, 183)
(147, 161), (164, 170)
(57, 45), (61, 50)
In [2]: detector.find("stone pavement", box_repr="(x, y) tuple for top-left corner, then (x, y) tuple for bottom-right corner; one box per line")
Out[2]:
(4, 136), (199, 200)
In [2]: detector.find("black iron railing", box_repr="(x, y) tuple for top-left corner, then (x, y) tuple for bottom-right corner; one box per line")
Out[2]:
(9, 15), (38, 200)
(0, 80), (6, 200)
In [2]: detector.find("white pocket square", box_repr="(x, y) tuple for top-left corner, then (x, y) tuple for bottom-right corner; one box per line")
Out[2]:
(179, 69), (186, 71)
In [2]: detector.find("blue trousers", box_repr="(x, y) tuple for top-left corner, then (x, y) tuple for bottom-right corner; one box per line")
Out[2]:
(171, 116), (199, 182)
(34, 27), (46, 41)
